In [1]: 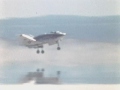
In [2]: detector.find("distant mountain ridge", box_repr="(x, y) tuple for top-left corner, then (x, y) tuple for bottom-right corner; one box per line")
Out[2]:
(1, 15), (120, 24)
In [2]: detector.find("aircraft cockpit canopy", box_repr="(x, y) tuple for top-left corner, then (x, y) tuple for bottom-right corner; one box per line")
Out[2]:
(51, 31), (63, 34)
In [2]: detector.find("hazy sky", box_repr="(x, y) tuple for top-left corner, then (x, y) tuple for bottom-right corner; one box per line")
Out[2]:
(0, 0), (120, 18)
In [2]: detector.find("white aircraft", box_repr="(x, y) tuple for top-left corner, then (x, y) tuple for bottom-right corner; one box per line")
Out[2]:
(19, 31), (66, 54)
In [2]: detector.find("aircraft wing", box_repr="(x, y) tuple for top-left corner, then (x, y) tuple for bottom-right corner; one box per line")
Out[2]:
(19, 34), (37, 47)
(20, 34), (36, 41)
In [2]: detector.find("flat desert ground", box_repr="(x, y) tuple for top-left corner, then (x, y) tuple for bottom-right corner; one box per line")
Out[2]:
(0, 84), (120, 90)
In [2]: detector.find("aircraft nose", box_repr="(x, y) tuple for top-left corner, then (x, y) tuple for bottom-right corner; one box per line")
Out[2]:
(62, 33), (66, 36)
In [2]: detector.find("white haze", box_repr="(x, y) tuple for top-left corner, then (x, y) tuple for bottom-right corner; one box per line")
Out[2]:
(0, 0), (120, 19)
(0, 38), (120, 68)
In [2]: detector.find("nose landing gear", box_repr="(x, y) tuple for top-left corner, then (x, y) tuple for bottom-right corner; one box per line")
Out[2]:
(57, 42), (61, 50)
(57, 47), (61, 50)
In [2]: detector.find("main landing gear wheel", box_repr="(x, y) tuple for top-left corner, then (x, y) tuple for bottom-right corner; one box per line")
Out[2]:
(36, 50), (40, 54)
(36, 49), (45, 54)
(41, 50), (45, 54)
(57, 47), (61, 50)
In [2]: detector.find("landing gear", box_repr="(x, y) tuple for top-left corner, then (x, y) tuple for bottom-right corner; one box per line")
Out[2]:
(36, 49), (45, 54)
(57, 47), (61, 50)
(36, 49), (40, 54)
(57, 42), (61, 50)
(36, 46), (45, 54)
(41, 50), (45, 54)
